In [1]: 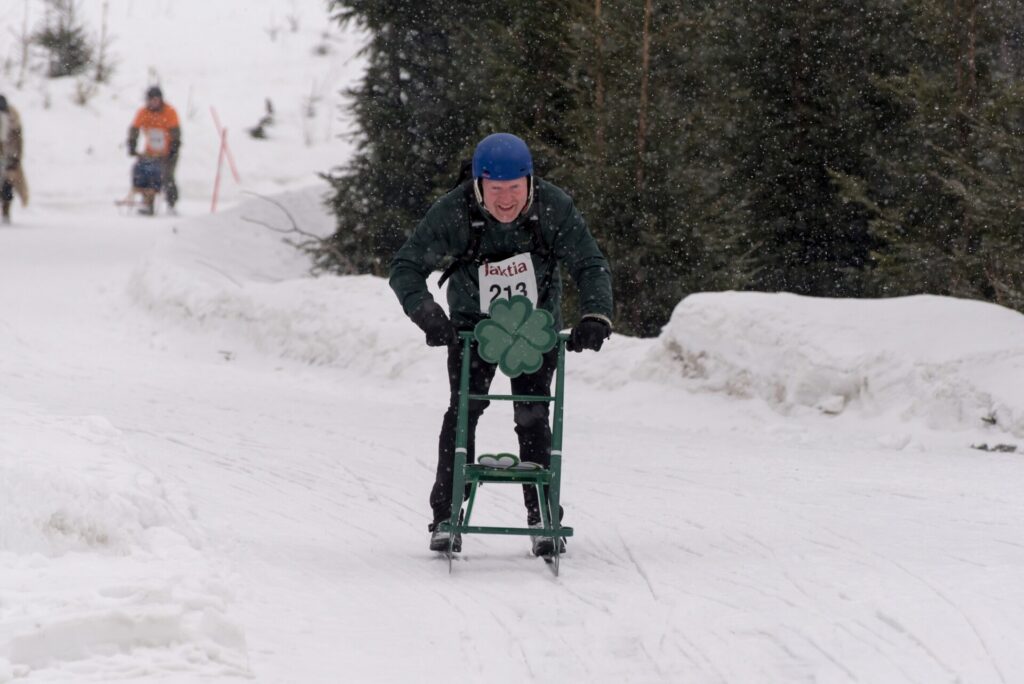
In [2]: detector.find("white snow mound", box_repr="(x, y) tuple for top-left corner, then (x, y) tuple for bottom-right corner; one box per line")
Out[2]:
(129, 187), (439, 380)
(641, 291), (1024, 436)
(129, 192), (1024, 438)
(0, 397), (247, 681)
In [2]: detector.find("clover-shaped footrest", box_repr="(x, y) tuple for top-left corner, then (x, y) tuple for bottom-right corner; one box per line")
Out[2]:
(476, 453), (545, 470)
(473, 296), (558, 378)
(477, 453), (518, 468)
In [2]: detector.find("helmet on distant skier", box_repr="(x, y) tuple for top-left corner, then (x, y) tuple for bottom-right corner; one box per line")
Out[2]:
(146, 86), (163, 100)
(472, 133), (533, 180)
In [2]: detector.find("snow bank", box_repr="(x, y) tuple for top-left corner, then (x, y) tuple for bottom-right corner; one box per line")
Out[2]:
(641, 292), (1024, 436)
(129, 191), (1024, 438)
(0, 396), (247, 681)
(128, 186), (440, 380)
(19, 0), (1020, 440)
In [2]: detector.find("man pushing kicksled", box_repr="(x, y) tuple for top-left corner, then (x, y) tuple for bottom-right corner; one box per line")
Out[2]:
(389, 133), (614, 558)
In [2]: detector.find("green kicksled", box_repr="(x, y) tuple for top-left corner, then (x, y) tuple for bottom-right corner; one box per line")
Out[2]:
(437, 295), (574, 576)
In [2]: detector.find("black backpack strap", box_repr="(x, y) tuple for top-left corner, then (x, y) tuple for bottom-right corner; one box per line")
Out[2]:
(438, 177), (552, 288)
(524, 190), (549, 259)
(524, 187), (556, 295)
(438, 180), (486, 287)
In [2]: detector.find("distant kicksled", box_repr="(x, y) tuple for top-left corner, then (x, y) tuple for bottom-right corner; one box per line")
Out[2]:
(119, 86), (181, 216)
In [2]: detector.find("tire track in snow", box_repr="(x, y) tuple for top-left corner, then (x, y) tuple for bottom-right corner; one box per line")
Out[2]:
(841, 621), (922, 684)
(776, 562), (923, 683)
(561, 584), (612, 614)
(824, 525), (999, 682)
(486, 610), (536, 679)
(638, 640), (670, 682)
(875, 611), (959, 681)
(796, 630), (860, 682)
(668, 630), (729, 684)
(993, 538), (1024, 551)
(718, 575), (800, 610)
(885, 557), (1007, 683)
(617, 529), (658, 601)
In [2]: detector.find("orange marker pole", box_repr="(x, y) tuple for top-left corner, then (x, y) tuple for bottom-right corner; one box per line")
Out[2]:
(211, 126), (227, 213)
(210, 107), (241, 183)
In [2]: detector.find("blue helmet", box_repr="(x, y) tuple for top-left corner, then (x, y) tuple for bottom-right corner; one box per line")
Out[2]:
(472, 133), (533, 180)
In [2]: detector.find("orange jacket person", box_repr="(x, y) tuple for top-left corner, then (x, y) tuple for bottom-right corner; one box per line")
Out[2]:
(127, 86), (181, 215)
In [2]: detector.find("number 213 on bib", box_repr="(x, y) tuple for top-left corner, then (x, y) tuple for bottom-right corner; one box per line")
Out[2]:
(478, 253), (538, 313)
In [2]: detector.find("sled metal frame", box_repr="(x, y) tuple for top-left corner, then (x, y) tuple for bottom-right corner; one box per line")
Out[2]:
(115, 188), (163, 216)
(116, 156), (168, 215)
(440, 331), (573, 575)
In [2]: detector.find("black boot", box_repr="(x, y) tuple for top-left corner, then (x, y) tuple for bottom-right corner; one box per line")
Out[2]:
(528, 505), (566, 556)
(428, 510), (464, 553)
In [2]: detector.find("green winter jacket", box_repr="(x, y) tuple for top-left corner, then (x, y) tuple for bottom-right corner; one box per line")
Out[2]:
(389, 178), (613, 330)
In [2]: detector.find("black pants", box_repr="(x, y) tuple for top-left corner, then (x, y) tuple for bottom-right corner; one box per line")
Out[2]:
(162, 155), (179, 207)
(430, 340), (557, 525)
(1, 179), (12, 220)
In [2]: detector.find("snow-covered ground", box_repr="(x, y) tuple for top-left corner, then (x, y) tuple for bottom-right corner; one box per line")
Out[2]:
(3, 2), (1024, 682)
(1, 0), (362, 213)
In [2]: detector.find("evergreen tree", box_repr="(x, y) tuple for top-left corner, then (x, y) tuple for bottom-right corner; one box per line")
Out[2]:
(568, 0), (721, 335)
(320, 0), (581, 275)
(850, 0), (1024, 308)
(711, 0), (918, 297)
(34, 0), (94, 78)
(318, 0), (1024, 335)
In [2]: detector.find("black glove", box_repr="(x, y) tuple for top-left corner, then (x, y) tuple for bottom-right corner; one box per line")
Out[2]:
(410, 300), (456, 347)
(128, 147), (138, 157)
(567, 316), (611, 352)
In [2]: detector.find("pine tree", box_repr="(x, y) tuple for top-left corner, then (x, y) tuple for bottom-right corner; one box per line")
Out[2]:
(319, 0), (581, 276)
(709, 0), (921, 298)
(852, 0), (1024, 308)
(33, 0), (94, 78)
(318, 1), (1024, 335)
(322, 0), (719, 336)
(567, 0), (720, 335)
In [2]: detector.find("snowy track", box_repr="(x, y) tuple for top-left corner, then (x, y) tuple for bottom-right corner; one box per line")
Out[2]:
(3, 203), (1024, 682)
(2, 0), (1024, 675)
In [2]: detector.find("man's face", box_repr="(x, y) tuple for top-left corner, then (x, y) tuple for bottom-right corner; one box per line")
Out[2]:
(146, 96), (163, 112)
(481, 177), (529, 223)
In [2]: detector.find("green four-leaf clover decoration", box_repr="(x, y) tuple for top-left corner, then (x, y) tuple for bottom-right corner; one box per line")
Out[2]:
(474, 296), (557, 377)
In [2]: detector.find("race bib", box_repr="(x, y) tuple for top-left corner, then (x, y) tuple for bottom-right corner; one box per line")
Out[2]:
(146, 129), (168, 154)
(479, 253), (538, 313)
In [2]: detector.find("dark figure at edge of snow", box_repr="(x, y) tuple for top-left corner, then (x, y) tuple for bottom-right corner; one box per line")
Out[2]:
(389, 133), (614, 555)
(0, 94), (29, 225)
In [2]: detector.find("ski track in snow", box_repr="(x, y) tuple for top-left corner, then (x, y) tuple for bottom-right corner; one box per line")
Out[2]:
(8, 206), (1024, 679)
(2, 2), (1024, 678)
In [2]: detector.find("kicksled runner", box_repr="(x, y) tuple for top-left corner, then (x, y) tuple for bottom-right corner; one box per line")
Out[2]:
(115, 157), (173, 216)
(436, 296), (573, 576)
